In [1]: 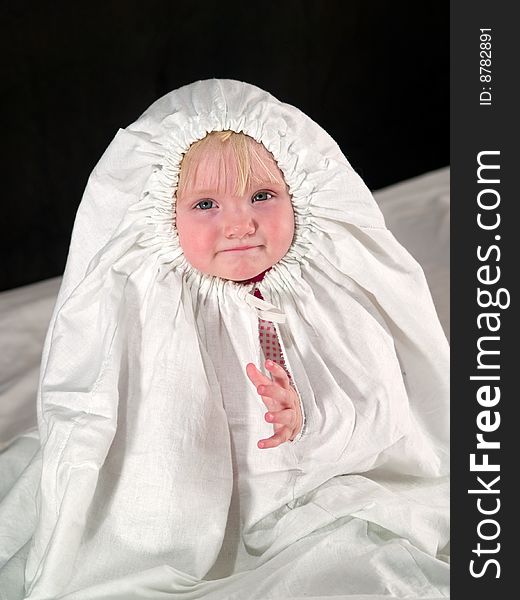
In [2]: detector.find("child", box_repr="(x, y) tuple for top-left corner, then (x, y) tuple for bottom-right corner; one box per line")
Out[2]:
(175, 130), (303, 448)
(0, 79), (449, 599)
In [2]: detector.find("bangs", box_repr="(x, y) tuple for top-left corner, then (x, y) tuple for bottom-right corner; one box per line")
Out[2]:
(176, 131), (286, 200)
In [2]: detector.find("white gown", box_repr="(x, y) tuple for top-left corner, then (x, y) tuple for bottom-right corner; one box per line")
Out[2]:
(0, 79), (449, 599)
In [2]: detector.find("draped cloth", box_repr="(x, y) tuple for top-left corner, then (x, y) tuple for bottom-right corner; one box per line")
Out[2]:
(0, 79), (449, 599)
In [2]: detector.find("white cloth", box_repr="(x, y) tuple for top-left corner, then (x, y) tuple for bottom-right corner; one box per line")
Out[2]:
(0, 79), (449, 599)
(373, 168), (450, 341)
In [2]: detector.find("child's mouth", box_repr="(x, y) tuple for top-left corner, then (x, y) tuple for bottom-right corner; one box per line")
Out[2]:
(222, 245), (261, 252)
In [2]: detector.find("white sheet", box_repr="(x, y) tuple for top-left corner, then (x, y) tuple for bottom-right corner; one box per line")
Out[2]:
(0, 167), (449, 452)
(0, 163), (449, 599)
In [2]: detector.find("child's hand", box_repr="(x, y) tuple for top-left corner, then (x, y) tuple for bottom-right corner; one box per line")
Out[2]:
(246, 359), (303, 449)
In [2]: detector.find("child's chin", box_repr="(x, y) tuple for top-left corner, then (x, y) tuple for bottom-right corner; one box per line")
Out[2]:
(185, 260), (262, 281)
(225, 273), (256, 282)
(223, 268), (264, 282)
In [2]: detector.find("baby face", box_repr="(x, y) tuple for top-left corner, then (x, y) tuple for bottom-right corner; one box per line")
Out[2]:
(175, 139), (295, 281)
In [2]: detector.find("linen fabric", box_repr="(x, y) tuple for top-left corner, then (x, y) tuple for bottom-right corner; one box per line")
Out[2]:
(0, 79), (449, 599)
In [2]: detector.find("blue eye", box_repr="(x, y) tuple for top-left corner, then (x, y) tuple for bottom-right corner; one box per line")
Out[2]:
(252, 191), (273, 202)
(195, 199), (215, 210)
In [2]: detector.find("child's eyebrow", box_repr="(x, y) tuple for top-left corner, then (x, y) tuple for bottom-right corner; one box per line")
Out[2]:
(176, 181), (286, 203)
(184, 188), (221, 196)
(176, 189), (219, 205)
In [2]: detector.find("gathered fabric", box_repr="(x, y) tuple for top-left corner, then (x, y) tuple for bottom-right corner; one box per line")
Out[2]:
(0, 79), (449, 599)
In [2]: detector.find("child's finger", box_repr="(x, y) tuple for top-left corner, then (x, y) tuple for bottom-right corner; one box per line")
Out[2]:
(265, 360), (291, 389)
(245, 362), (273, 388)
(257, 383), (290, 407)
(258, 425), (292, 449)
(264, 408), (296, 428)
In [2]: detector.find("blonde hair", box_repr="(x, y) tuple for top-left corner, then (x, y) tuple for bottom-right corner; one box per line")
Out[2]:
(176, 131), (286, 198)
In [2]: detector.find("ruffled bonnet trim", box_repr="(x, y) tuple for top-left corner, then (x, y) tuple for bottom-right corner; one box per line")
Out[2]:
(115, 79), (385, 301)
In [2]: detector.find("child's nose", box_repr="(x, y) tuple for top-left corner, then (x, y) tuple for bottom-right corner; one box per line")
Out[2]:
(224, 215), (256, 238)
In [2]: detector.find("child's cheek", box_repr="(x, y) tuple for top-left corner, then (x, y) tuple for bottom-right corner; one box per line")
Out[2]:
(264, 203), (295, 252)
(177, 215), (210, 261)
(191, 219), (219, 258)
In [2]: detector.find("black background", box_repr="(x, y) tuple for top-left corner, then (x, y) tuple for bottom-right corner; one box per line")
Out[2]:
(1, 1), (448, 291)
